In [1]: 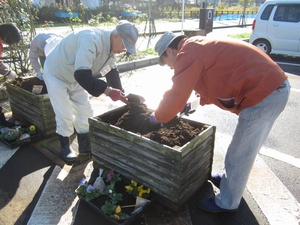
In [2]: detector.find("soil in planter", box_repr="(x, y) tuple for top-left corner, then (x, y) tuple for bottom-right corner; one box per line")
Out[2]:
(13, 80), (204, 147)
(11, 77), (48, 95)
(99, 102), (205, 147)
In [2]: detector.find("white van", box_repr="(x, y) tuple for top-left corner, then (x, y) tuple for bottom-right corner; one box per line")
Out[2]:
(249, 0), (300, 56)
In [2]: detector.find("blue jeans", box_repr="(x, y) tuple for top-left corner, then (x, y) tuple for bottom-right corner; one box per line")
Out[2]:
(215, 79), (291, 210)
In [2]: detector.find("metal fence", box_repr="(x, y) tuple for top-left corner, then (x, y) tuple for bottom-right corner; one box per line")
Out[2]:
(141, 10), (257, 20)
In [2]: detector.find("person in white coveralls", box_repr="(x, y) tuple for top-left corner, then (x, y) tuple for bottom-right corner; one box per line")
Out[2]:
(43, 20), (139, 162)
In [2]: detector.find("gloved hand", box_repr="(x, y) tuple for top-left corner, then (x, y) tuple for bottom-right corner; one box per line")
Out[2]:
(37, 71), (43, 80)
(8, 70), (17, 80)
(108, 88), (128, 104)
(149, 112), (160, 124)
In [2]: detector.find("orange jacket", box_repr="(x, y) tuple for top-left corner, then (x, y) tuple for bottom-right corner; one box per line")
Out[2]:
(155, 36), (287, 123)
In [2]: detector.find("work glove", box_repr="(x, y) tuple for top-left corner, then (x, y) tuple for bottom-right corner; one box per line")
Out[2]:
(149, 112), (160, 124)
(107, 88), (128, 104)
(37, 71), (43, 80)
(8, 70), (17, 80)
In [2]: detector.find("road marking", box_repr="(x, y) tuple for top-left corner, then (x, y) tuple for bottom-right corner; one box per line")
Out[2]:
(277, 61), (300, 67)
(0, 145), (18, 169)
(215, 134), (300, 224)
(291, 88), (300, 92)
(28, 162), (94, 225)
(248, 156), (300, 225)
(260, 147), (300, 169)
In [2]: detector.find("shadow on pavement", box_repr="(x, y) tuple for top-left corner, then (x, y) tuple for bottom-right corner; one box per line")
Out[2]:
(0, 146), (55, 225)
(188, 182), (260, 225)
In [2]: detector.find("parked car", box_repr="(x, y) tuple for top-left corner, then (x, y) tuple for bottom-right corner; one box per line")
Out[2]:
(249, 0), (300, 57)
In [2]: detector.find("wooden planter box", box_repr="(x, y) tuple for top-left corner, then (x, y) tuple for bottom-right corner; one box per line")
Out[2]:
(5, 77), (56, 137)
(89, 105), (216, 212)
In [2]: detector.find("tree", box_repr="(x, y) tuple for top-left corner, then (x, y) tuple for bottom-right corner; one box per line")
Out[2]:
(1, 0), (37, 75)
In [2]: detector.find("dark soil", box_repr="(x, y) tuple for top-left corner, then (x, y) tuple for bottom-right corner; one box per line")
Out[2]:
(11, 77), (48, 95)
(99, 103), (205, 147)
(12, 78), (205, 147)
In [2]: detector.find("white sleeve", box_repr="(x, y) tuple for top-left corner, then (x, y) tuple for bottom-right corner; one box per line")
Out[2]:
(29, 40), (42, 73)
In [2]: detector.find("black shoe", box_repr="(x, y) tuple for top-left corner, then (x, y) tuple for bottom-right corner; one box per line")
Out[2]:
(210, 173), (222, 188)
(197, 197), (238, 213)
(77, 132), (91, 154)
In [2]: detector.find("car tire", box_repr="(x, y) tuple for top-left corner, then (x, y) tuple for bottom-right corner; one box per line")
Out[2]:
(253, 39), (271, 55)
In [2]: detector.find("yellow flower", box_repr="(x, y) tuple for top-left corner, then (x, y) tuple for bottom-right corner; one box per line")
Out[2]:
(114, 214), (120, 220)
(131, 180), (137, 187)
(125, 185), (133, 191)
(138, 189), (145, 197)
(29, 125), (35, 131)
(138, 185), (143, 192)
(115, 205), (121, 213)
(138, 187), (151, 197)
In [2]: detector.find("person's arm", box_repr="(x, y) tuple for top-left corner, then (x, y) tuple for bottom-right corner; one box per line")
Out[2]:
(0, 60), (16, 79)
(105, 68), (123, 91)
(155, 53), (202, 123)
(74, 69), (107, 96)
(0, 60), (10, 76)
(74, 69), (128, 103)
(29, 41), (42, 74)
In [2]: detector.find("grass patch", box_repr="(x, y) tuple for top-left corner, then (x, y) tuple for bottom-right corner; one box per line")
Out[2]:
(117, 48), (157, 63)
(228, 32), (251, 39)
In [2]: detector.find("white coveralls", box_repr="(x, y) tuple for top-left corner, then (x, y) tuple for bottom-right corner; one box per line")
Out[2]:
(29, 32), (63, 74)
(43, 28), (117, 137)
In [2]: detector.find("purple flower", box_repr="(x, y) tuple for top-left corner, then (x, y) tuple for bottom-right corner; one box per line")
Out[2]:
(78, 178), (86, 186)
(107, 170), (114, 181)
(86, 185), (95, 193)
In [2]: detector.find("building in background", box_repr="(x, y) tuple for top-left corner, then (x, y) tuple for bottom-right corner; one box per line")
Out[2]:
(31, 0), (265, 9)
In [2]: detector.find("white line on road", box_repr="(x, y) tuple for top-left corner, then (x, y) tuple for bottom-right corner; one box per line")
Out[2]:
(260, 147), (300, 169)
(277, 61), (300, 67)
(215, 134), (300, 224)
(248, 156), (300, 225)
(291, 88), (300, 92)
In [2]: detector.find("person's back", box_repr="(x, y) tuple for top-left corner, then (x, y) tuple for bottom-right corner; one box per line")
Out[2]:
(29, 32), (63, 79)
(179, 36), (286, 113)
(46, 27), (115, 83)
(29, 33), (59, 58)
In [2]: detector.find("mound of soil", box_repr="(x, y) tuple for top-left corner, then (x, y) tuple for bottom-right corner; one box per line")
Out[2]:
(101, 102), (205, 147)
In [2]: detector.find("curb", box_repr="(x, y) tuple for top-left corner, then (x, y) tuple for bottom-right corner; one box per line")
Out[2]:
(118, 56), (159, 73)
(118, 37), (249, 74)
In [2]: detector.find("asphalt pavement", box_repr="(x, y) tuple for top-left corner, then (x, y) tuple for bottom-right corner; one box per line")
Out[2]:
(0, 19), (300, 225)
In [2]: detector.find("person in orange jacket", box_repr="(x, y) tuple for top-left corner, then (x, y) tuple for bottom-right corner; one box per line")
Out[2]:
(150, 31), (290, 213)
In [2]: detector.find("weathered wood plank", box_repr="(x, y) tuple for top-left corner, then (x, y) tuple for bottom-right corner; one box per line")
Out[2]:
(90, 136), (181, 188)
(89, 106), (215, 212)
(5, 79), (56, 137)
(91, 127), (181, 169)
(91, 153), (181, 201)
(89, 120), (182, 161)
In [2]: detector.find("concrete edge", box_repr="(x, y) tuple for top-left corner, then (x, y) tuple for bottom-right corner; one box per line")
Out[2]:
(118, 56), (159, 73)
